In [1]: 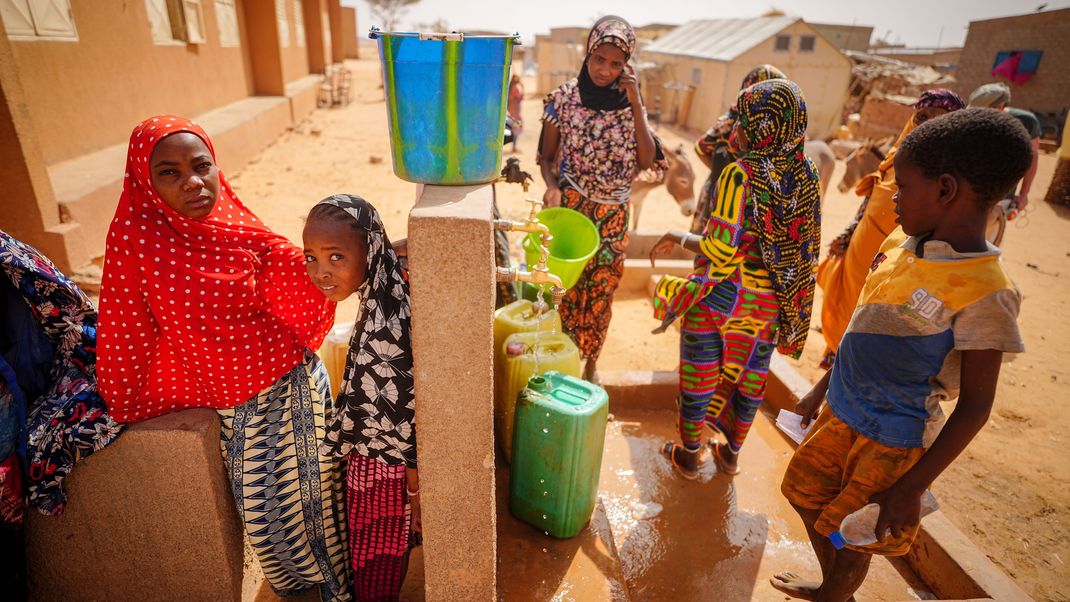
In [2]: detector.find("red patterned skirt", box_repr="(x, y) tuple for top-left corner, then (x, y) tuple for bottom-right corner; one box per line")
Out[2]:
(347, 453), (416, 601)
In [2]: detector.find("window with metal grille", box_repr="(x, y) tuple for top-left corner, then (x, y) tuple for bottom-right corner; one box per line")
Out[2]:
(774, 34), (790, 52)
(800, 35), (815, 52)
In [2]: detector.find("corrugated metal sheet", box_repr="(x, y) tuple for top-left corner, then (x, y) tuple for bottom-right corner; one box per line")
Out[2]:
(644, 17), (799, 62)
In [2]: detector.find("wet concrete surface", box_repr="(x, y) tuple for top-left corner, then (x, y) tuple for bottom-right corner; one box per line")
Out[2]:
(498, 407), (935, 601)
(497, 464), (629, 601)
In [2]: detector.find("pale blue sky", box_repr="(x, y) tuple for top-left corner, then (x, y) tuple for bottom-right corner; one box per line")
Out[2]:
(342, 0), (1070, 48)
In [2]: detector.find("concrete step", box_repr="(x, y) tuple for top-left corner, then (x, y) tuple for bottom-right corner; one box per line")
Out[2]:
(624, 230), (696, 261)
(620, 258), (693, 293)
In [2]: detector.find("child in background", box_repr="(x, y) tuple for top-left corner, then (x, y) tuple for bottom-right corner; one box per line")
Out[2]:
(774, 108), (1033, 602)
(303, 195), (418, 601)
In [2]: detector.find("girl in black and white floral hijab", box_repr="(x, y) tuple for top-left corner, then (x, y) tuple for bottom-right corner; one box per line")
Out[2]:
(303, 194), (418, 600)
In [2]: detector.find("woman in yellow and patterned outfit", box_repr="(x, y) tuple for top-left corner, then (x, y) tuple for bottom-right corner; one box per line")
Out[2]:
(650, 79), (821, 478)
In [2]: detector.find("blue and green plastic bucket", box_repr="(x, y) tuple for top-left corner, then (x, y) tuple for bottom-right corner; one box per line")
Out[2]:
(370, 28), (520, 185)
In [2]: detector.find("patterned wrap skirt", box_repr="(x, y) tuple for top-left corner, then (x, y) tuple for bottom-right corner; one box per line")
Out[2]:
(219, 352), (351, 601)
(557, 184), (631, 362)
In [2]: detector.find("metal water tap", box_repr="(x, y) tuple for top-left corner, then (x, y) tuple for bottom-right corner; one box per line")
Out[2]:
(492, 197), (549, 237)
(496, 266), (569, 314)
(493, 197), (567, 310)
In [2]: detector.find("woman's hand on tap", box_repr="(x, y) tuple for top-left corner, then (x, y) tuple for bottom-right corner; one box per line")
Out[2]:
(543, 185), (562, 208)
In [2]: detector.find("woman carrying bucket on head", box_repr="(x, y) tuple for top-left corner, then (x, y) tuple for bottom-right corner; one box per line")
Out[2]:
(537, 15), (666, 380)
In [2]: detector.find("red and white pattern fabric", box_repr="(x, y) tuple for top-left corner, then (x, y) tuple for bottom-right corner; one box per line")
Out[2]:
(347, 453), (414, 601)
(97, 115), (334, 422)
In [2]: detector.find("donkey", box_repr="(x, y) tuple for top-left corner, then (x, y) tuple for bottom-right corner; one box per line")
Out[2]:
(804, 140), (835, 203)
(630, 144), (697, 231)
(837, 137), (894, 193)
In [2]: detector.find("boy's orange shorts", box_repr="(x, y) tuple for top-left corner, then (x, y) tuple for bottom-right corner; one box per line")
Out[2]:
(780, 408), (926, 556)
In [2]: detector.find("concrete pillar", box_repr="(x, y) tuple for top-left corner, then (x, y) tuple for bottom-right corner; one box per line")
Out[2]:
(408, 184), (497, 600)
(327, 0), (345, 64)
(341, 6), (360, 59)
(301, 0), (331, 73)
(241, 0), (286, 96)
(26, 409), (245, 601)
(0, 26), (84, 272)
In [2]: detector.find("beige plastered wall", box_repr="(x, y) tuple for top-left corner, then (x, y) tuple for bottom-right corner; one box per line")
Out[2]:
(341, 6), (358, 59)
(9, 0), (254, 166)
(279, 0), (310, 84)
(641, 51), (726, 132)
(729, 21), (852, 139)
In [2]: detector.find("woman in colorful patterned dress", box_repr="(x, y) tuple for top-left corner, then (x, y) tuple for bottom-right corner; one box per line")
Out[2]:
(537, 15), (665, 380)
(691, 64), (787, 234)
(97, 116), (350, 600)
(817, 89), (965, 368)
(650, 79), (821, 478)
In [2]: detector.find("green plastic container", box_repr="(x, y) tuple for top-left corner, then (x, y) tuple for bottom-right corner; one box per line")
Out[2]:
(509, 372), (609, 538)
(521, 208), (600, 290)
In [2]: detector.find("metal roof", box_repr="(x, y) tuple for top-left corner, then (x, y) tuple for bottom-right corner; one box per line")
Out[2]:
(644, 16), (800, 62)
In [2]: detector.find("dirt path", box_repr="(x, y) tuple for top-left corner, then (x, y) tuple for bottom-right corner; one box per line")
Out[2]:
(226, 56), (1068, 601)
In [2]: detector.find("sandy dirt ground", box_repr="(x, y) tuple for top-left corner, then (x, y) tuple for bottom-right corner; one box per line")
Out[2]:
(222, 56), (1068, 600)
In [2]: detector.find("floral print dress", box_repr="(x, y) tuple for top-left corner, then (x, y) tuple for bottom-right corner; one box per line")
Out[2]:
(0, 230), (123, 518)
(542, 80), (665, 361)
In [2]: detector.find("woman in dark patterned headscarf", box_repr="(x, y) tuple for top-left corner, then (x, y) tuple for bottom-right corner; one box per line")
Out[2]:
(537, 15), (666, 379)
(303, 194), (417, 601)
(691, 64), (788, 233)
(651, 79), (821, 478)
(817, 88), (965, 368)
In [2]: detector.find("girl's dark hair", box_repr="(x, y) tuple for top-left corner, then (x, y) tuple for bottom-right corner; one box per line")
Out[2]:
(898, 107), (1032, 204)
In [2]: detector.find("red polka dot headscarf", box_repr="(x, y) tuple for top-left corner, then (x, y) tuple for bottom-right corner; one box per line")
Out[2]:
(97, 115), (335, 422)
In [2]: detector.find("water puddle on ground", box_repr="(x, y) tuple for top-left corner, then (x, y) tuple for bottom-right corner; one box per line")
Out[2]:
(497, 408), (929, 600)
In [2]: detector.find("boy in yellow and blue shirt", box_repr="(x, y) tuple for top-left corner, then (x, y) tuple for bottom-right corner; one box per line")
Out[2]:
(774, 108), (1034, 602)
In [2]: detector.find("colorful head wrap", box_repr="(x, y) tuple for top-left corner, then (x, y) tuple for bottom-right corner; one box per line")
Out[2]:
(586, 15), (636, 59)
(736, 79), (821, 358)
(712, 65), (788, 154)
(575, 15), (637, 111)
(915, 88), (966, 112)
(740, 64), (788, 91)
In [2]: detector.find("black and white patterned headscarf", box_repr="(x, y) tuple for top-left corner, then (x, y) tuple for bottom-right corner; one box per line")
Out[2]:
(314, 195), (415, 468)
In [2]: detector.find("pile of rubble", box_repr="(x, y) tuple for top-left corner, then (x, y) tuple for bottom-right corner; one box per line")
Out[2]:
(841, 51), (957, 141)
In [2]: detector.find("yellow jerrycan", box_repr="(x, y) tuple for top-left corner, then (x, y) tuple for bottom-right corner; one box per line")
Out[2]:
(497, 331), (580, 462)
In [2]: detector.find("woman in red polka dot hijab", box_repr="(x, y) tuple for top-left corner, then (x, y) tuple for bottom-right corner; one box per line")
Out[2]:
(97, 116), (350, 600)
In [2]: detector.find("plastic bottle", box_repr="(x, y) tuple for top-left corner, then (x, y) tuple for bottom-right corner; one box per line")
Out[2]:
(828, 490), (939, 550)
